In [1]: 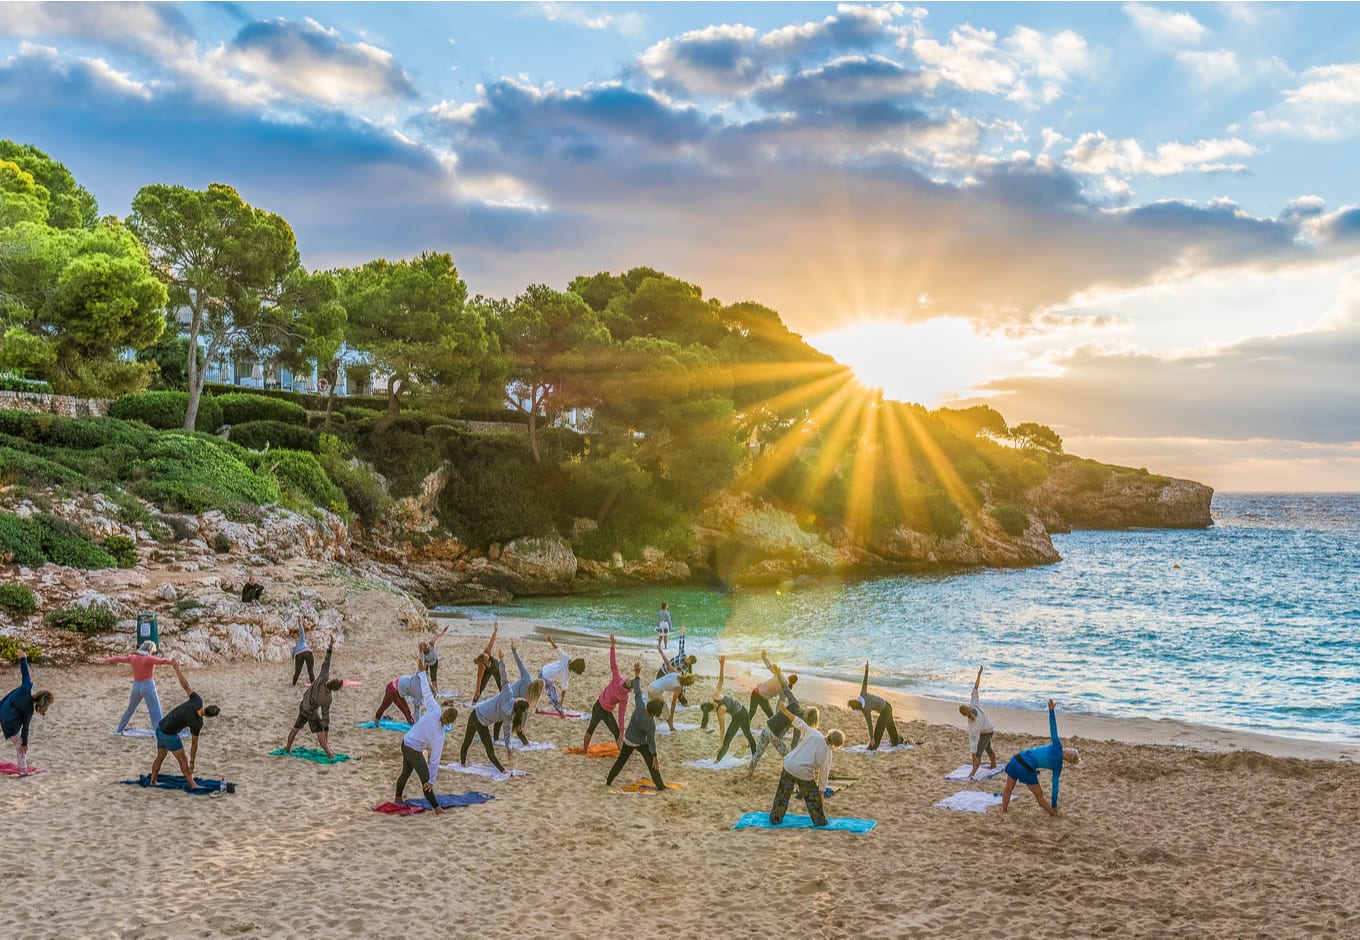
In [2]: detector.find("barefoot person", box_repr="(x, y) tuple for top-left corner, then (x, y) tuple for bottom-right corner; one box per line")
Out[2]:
(291, 613), (314, 686)
(1001, 698), (1079, 816)
(373, 670), (423, 726)
(105, 641), (175, 734)
(538, 633), (585, 717)
(581, 633), (630, 752)
(748, 655), (804, 776)
(848, 661), (902, 750)
(471, 623), (500, 703)
(749, 650), (797, 719)
(149, 663), (220, 790)
(395, 658), (458, 814)
(960, 665), (997, 778)
(459, 647), (542, 774)
(701, 656), (759, 762)
(284, 636), (344, 758)
(418, 622), (450, 692)
(656, 625), (697, 705)
(2, 652), (53, 774)
(606, 661), (667, 791)
(655, 602), (672, 650)
(649, 638), (696, 732)
(768, 702), (844, 827)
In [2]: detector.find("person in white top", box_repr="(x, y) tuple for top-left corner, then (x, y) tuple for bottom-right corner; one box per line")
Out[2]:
(394, 657), (458, 814)
(538, 634), (585, 716)
(959, 665), (997, 779)
(648, 638), (696, 732)
(768, 702), (843, 826)
(655, 602), (672, 649)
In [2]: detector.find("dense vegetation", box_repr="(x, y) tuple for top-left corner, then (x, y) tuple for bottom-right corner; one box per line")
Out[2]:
(0, 140), (1120, 566)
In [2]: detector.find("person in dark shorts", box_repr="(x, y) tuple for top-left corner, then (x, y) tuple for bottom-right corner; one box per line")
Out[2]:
(149, 662), (220, 791)
(1001, 698), (1080, 816)
(285, 635), (344, 758)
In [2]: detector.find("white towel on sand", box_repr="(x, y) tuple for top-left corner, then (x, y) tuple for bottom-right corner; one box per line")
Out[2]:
(682, 754), (751, 771)
(440, 761), (527, 782)
(842, 742), (914, 754)
(507, 740), (556, 752)
(935, 791), (1003, 813)
(656, 722), (700, 735)
(945, 762), (1007, 781)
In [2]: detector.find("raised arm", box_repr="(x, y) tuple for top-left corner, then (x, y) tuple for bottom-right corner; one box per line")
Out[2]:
(418, 669), (438, 714)
(608, 634), (620, 680)
(861, 661), (870, 697)
(546, 633), (559, 651)
(714, 655), (726, 696)
(1048, 698), (1060, 747)
(316, 637), (334, 685)
(511, 642), (529, 682)
(482, 624), (499, 657)
(657, 640), (674, 674)
(171, 662), (192, 697)
(974, 666), (983, 692)
(632, 661), (644, 709)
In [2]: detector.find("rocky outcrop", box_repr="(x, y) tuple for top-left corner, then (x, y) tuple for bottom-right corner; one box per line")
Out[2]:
(1027, 460), (1213, 531)
(869, 512), (1061, 568)
(697, 494), (845, 586)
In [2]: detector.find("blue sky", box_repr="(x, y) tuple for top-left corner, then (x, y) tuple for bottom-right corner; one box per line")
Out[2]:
(2, 2), (1358, 490)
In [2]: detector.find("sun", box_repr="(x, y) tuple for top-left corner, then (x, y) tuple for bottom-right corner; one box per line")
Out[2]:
(808, 318), (1003, 407)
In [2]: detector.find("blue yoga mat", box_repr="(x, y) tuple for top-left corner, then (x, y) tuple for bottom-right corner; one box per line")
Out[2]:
(122, 774), (236, 795)
(268, 747), (356, 764)
(356, 719), (412, 732)
(405, 791), (495, 810)
(732, 812), (876, 833)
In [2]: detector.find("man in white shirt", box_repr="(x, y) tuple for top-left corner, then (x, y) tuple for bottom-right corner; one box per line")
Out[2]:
(959, 665), (997, 779)
(538, 634), (585, 716)
(394, 658), (458, 814)
(768, 702), (844, 827)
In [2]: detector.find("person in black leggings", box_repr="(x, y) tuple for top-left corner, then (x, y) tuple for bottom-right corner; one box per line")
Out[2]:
(700, 656), (759, 762)
(460, 650), (542, 773)
(471, 623), (500, 703)
(606, 661), (666, 791)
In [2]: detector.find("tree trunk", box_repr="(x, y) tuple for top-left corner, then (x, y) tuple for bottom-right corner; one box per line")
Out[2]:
(183, 305), (204, 431)
(374, 376), (403, 433)
(528, 410), (540, 462)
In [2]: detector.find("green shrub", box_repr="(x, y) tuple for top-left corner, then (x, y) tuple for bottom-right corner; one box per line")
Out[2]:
(357, 429), (441, 498)
(103, 535), (138, 568)
(109, 391), (223, 432)
(0, 374), (52, 393)
(340, 406), (382, 423)
(229, 420), (319, 453)
(46, 604), (117, 634)
(249, 449), (346, 512)
(0, 635), (43, 663)
(129, 433), (280, 514)
(45, 416), (153, 451)
(988, 503), (1031, 536)
(174, 597), (201, 615)
(0, 444), (92, 490)
(0, 512), (116, 568)
(317, 434), (387, 527)
(215, 392), (308, 426)
(0, 583), (37, 615)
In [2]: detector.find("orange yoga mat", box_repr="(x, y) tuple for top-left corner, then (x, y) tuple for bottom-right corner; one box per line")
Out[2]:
(564, 742), (620, 758)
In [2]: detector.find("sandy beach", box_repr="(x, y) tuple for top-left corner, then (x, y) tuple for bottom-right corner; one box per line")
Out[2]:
(5, 617), (1359, 939)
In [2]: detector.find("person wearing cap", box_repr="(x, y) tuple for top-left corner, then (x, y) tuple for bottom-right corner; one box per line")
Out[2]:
(1001, 698), (1080, 816)
(105, 641), (177, 734)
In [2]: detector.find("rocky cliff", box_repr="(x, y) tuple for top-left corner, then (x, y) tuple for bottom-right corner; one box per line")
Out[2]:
(1026, 459), (1214, 532)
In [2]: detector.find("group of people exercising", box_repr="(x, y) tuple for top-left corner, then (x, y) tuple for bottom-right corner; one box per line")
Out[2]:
(3, 610), (1077, 821)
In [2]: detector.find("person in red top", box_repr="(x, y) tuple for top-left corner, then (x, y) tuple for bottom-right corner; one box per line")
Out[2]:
(105, 641), (177, 734)
(580, 633), (631, 752)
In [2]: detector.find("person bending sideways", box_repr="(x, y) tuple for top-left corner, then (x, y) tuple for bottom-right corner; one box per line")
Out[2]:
(1, 653), (53, 775)
(395, 659), (458, 814)
(538, 633), (586, 717)
(1001, 698), (1079, 816)
(149, 663), (220, 791)
(747, 660), (804, 776)
(460, 647), (543, 774)
(657, 625), (698, 705)
(749, 650), (797, 719)
(285, 635), (344, 759)
(581, 633), (631, 752)
(960, 665), (997, 778)
(374, 670), (424, 726)
(419, 623), (450, 691)
(768, 703), (844, 827)
(606, 661), (667, 792)
(700, 656), (759, 761)
(648, 638), (696, 732)
(471, 623), (500, 703)
(848, 661), (902, 750)
(105, 641), (174, 734)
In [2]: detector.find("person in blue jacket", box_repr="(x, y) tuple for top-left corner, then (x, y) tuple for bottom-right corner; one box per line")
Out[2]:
(2, 652), (54, 774)
(1001, 698), (1080, 816)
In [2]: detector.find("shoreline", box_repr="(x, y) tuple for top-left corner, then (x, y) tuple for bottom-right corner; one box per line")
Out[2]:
(432, 612), (1360, 762)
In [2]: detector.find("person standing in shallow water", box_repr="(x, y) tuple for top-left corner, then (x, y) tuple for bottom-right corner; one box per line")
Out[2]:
(655, 602), (672, 650)
(1001, 698), (1079, 816)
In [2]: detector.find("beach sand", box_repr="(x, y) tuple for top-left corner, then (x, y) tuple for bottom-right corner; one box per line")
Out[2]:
(5, 617), (1359, 938)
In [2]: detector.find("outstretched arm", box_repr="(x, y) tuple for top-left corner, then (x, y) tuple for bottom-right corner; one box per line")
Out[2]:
(482, 624), (499, 657)
(657, 639), (674, 674)
(861, 661), (870, 697)
(430, 624), (449, 648)
(715, 655), (726, 696)
(316, 636), (334, 684)
(608, 633), (620, 681)
(1048, 698), (1060, 746)
(172, 662), (192, 697)
(974, 665), (983, 692)
(546, 633), (559, 651)
(511, 642), (529, 682)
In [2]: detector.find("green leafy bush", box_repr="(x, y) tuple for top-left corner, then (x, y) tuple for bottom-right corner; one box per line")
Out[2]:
(0, 583), (37, 615)
(317, 434), (387, 527)
(0, 444), (92, 490)
(229, 420), (319, 453)
(46, 604), (117, 634)
(357, 429), (441, 498)
(103, 535), (138, 568)
(174, 597), (201, 615)
(988, 503), (1031, 536)
(215, 392), (308, 426)
(249, 449), (346, 512)
(0, 635), (43, 663)
(109, 391), (223, 432)
(0, 512), (115, 568)
(129, 433), (280, 514)
(0, 375), (53, 393)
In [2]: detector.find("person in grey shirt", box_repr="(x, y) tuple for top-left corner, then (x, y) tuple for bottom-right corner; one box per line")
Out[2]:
(284, 635), (344, 758)
(748, 656), (804, 776)
(847, 661), (901, 750)
(606, 660), (667, 791)
(459, 641), (543, 773)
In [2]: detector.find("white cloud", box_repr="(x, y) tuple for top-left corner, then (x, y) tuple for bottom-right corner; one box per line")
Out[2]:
(909, 23), (1092, 105)
(911, 24), (1015, 94)
(1253, 62), (1360, 139)
(1065, 132), (1257, 177)
(77, 56), (154, 100)
(1123, 3), (1209, 47)
(533, 2), (645, 37)
(1175, 49), (1241, 86)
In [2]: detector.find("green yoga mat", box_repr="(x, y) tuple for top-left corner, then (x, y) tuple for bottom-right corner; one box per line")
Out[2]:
(269, 746), (356, 764)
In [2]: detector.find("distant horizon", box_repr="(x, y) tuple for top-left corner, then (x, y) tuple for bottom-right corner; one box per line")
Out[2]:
(2, 1), (1357, 491)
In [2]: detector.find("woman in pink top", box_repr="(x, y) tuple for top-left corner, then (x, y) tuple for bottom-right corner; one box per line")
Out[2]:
(105, 641), (177, 734)
(580, 633), (631, 752)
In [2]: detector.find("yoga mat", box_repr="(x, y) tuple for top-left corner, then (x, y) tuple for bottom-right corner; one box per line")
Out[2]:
(111, 728), (188, 738)
(615, 779), (685, 793)
(507, 739), (556, 752)
(655, 721), (700, 735)
(565, 742), (621, 758)
(373, 791), (496, 814)
(733, 812), (877, 833)
(304, 679), (363, 688)
(945, 762), (1007, 781)
(682, 754), (750, 771)
(935, 791), (1004, 813)
(1, 761), (44, 777)
(356, 719), (413, 732)
(842, 742), (915, 754)
(122, 774), (236, 796)
(268, 746), (356, 764)
(535, 708), (588, 720)
(440, 761), (527, 781)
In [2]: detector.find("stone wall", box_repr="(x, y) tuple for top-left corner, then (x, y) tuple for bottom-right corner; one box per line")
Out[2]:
(0, 390), (110, 417)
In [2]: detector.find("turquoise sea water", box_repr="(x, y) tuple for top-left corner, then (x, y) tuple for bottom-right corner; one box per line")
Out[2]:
(442, 493), (1360, 744)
